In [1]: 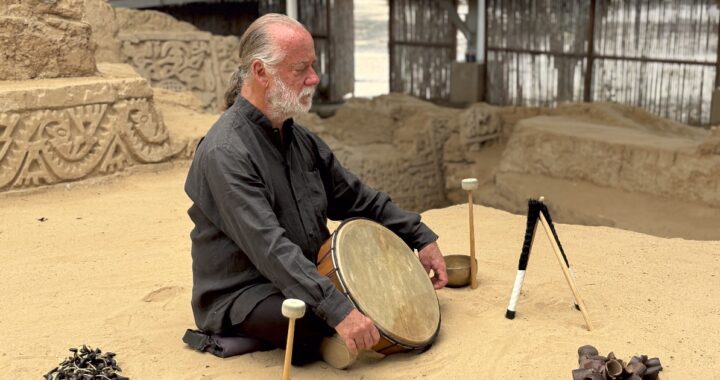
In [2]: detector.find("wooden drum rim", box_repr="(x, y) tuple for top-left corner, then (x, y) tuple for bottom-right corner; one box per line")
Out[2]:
(326, 217), (441, 351)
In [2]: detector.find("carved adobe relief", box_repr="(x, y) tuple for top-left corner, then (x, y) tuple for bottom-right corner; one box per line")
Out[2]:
(0, 113), (25, 188)
(0, 98), (187, 192)
(114, 98), (178, 163)
(120, 36), (216, 110)
(119, 33), (241, 112)
(37, 105), (111, 180)
(213, 36), (242, 89)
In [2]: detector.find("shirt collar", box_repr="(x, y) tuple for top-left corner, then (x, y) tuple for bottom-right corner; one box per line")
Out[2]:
(233, 96), (295, 150)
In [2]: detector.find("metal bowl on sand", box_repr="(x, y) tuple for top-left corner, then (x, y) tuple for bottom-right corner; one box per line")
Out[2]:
(444, 255), (477, 288)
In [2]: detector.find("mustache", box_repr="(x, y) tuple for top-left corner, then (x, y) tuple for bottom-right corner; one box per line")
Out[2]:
(300, 86), (316, 97)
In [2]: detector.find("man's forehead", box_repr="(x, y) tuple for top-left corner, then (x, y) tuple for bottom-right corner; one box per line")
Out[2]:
(268, 23), (312, 46)
(268, 24), (316, 63)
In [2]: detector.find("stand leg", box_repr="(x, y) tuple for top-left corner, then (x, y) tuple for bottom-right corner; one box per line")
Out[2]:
(538, 212), (594, 331)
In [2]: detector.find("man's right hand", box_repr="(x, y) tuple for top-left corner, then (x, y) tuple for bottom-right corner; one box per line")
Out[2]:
(334, 309), (380, 354)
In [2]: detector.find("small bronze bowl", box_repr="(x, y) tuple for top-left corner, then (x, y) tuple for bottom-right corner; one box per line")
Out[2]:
(444, 255), (477, 288)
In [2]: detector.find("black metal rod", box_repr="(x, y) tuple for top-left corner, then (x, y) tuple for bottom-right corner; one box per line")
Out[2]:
(583, 0), (596, 102)
(325, 0), (332, 100)
(389, 0), (395, 92)
(483, 0), (489, 102)
(715, 9), (720, 88)
(487, 47), (715, 67)
(392, 40), (456, 48)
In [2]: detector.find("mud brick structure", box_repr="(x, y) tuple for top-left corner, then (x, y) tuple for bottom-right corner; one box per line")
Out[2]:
(118, 32), (240, 113)
(0, 2), (193, 193)
(332, 125), (448, 212)
(458, 104), (502, 151)
(0, 64), (189, 191)
(0, 0), (97, 80)
(499, 116), (720, 207)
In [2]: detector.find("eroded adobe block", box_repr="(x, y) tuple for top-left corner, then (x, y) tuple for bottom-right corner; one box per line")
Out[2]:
(0, 0), (96, 80)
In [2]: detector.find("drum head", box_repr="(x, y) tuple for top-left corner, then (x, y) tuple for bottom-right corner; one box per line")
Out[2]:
(333, 219), (440, 347)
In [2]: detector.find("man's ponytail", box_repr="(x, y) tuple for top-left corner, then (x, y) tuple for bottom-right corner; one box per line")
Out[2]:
(224, 69), (243, 110)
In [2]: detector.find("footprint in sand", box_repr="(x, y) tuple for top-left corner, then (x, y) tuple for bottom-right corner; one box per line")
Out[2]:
(142, 286), (184, 302)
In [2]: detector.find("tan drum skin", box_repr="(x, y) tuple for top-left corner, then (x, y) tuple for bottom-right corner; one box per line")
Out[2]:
(317, 218), (441, 355)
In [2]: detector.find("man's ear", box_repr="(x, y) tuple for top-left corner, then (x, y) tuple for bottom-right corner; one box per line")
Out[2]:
(251, 60), (270, 88)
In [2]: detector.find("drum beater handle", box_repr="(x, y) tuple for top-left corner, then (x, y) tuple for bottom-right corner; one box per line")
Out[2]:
(462, 178), (479, 289)
(281, 299), (306, 380)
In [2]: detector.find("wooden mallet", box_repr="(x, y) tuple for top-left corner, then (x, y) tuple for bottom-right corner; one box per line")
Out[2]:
(462, 178), (479, 289)
(281, 298), (306, 380)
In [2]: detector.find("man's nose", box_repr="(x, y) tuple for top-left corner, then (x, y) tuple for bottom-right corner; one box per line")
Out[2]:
(305, 67), (320, 86)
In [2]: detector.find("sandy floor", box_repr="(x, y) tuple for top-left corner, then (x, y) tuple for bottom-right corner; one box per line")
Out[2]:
(1, 162), (718, 379)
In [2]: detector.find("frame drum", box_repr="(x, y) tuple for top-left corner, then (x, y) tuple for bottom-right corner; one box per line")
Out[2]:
(317, 218), (441, 355)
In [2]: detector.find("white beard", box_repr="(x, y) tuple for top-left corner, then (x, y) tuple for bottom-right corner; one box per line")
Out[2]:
(266, 77), (315, 121)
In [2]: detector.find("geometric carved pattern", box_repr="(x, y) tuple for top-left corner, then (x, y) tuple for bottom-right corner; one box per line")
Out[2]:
(99, 135), (133, 174)
(0, 98), (184, 192)
(0, 112), (22, 188)
(213, 35), (242, 100)
(119, 33), (241, 112)
(115, 98), (175, 163)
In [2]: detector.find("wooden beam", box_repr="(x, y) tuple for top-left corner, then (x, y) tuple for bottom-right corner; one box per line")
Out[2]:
(437, 0), (472, 40)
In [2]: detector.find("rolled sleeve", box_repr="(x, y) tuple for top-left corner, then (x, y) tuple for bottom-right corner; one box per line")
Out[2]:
(314, 289), (355, 328)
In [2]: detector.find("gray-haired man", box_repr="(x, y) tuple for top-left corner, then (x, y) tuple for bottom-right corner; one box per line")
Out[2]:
(184, 13), (447, 367)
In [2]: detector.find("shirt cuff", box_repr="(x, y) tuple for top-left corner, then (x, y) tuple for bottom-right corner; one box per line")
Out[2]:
(411, 223), (439, 251)
(314, 288), (354, 328)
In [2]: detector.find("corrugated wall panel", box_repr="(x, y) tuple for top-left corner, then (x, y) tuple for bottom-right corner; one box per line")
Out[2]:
(389, 0), (456, 100)
(486, 0), (719, 125)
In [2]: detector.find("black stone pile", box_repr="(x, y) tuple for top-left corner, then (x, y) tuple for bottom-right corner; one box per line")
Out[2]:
(573, 345), (663, 380)
(44, 345), (128, 380)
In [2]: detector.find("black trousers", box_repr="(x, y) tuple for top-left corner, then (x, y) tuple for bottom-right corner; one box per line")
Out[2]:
(228, 294), (335, 366)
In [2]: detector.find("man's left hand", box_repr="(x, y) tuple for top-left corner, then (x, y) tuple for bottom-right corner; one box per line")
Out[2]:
(418, 241), (447, 289)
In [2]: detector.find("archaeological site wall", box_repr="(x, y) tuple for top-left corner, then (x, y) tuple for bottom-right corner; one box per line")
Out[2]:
(0, 2), (193, 193)
(499, 116), (720, 207)
(4, 1), (718, 219)
(0, 0), (97, 80)
(0, 64), (192, 192)
(298, 95), (502, 212)
(113, 8), (240, 113)
(313, 96), (720, 214)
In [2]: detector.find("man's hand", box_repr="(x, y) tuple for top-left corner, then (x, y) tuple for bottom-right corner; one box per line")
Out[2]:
(334, 309), (380, 354)
(418, 241), (448, 289)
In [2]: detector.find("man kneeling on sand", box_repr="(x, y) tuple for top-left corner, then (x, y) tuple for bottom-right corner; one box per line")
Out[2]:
(183, 14), (447, 368)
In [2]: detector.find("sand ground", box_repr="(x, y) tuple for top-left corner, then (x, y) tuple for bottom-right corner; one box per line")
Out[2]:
(1, 162), (718, 379)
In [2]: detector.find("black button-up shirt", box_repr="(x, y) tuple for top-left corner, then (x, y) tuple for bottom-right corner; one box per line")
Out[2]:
(184, 97), (438, 334)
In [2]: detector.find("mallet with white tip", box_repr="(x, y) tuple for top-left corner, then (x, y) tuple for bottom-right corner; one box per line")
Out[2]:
(281, 299), (306, 380)
(462, 178), (479, 289)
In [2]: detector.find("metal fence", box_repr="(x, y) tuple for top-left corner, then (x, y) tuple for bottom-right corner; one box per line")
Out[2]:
(485, 0), (719, 125)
